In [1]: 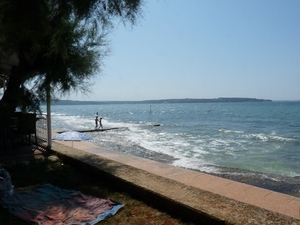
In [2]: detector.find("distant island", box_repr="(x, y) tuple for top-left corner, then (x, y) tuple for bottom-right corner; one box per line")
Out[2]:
(51, 98), (272, 105)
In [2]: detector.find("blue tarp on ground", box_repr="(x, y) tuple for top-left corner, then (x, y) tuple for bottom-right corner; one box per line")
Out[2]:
(0, 183), (123, 225)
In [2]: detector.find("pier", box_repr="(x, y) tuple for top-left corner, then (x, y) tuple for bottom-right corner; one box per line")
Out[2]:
(57, 124), (161, 134)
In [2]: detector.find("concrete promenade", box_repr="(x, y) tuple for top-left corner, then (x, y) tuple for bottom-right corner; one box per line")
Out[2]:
(48, 140), (300, 225)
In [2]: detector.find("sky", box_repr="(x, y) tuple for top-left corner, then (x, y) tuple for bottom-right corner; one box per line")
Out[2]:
(68, 0), (300, 101)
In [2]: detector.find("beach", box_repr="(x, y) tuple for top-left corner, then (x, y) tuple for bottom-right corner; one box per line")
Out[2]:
(45, 101), (300, 199)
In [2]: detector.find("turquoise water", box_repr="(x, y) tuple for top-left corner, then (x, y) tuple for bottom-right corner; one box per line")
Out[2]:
(43, 101), (300, 194)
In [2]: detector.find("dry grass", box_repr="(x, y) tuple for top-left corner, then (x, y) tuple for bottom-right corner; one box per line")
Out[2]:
(0, 155), (191, 225)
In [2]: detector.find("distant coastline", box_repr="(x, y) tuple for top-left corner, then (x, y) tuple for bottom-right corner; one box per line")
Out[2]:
(49, 97), (272, 105)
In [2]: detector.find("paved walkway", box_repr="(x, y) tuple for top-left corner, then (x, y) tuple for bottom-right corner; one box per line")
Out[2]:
(49, 140), (300, 224)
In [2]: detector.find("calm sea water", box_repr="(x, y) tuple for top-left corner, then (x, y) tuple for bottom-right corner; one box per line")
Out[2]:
(42, 101), (300, 195)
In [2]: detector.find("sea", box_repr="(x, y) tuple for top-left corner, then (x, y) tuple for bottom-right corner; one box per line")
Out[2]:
(41, 101), (300, 197)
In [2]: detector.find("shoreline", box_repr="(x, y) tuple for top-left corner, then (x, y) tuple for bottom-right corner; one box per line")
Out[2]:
(49, 101), (300, 199)
(206, 166), (300, 198)
(99, 142), (300, 198)
(49, 139), (300, 222)
(52, 125), (300, 198)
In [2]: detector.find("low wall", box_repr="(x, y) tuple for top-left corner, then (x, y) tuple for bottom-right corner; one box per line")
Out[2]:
(48, 142), (300, 225)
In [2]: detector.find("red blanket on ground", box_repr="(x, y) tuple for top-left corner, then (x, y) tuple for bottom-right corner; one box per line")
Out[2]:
(0, 183), (123, 225)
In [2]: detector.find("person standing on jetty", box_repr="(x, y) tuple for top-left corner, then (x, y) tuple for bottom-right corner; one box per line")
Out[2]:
(95, 112), (99, 129)
(99, 117), (103, 130)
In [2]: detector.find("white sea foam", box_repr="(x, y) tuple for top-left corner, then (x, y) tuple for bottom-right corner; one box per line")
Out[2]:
(172, 157), (220, 174)
(219, 128), (244, 134)
(244, 132), (296, 143)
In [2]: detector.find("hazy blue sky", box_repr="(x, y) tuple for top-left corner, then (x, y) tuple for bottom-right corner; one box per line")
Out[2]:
(69, 0), (300, 101)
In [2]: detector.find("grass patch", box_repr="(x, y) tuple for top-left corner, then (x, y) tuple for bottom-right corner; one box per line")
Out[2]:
(0, 155), (191, 225)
